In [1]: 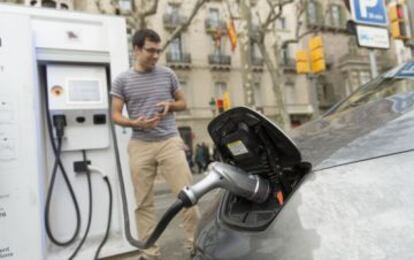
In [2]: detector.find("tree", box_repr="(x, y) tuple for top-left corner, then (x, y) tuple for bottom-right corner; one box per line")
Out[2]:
(227, 0), (315, 130)
(93, 0), (208, 51)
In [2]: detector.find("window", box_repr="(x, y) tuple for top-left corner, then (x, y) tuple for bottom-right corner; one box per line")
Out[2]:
(180, 81), (191, 105)
(212, 37), (226, 56)
(42, 0), (57, 8)
(285, 81), (296, 104)
(209, 8), (220, 26)
(276, 17), (286, 30)
(167, 3), (180, 24)
(127, 34), (133, 66)
(119, 0), (132, 12)
(254, 82), (262, 107)
(351, 71), (360, 91)
(330, 5), (342, 28)
(170, 36), (183, 61)
(167, 3), (180, 15)
(250, 42), (261, 60)
(215, 82), (228, 98)
(360, 71), (372, 86)
(281, 46), (290, 65)
(329, 76), (414, 115)
(307, 1), (318, 25)
(177, 81), (191, 115)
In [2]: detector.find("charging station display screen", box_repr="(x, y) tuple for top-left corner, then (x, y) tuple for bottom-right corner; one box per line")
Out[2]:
(68, 80), (101, 102)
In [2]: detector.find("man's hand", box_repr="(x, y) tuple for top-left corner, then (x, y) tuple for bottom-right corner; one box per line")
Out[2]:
(156, 100), (172, 117)
(131, 116), (160, 130)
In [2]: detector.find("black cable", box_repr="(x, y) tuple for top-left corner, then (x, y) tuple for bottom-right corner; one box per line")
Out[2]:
(144, 199), (184, 248)
(44, 136), (81, 246)
(108, 114), (150, 245)
(69, 150), (93, 260)
(43, 82), (81, 247)
(94, 176), (113, 260)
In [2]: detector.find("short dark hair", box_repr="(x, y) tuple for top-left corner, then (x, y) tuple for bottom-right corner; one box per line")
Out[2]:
(132, 29), (161, 49)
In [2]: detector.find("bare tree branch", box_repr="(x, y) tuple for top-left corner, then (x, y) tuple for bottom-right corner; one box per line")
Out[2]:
(281, 0), (319, 48)
(224, 0), (242, 20)
(142, 0), (159, 17)
(161, 0), (208, 51)
(262, 0), (295, 30)
(263, 0), (278, 28)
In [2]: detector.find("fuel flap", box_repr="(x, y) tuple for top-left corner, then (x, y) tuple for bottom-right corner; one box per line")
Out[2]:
(208, 106), (302, 176)
(208, 107), (309, 230)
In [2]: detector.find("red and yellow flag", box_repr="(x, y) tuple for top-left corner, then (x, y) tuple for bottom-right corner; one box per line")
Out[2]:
(227, 19), (237, 51)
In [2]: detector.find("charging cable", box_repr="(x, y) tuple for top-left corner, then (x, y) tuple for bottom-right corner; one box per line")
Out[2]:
(44, 112), (81, 246)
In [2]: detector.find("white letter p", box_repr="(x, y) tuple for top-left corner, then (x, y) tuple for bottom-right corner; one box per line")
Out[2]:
(359, 0), (378, 18)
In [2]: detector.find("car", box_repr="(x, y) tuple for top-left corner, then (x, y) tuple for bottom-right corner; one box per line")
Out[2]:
(192, 61), (414, 260)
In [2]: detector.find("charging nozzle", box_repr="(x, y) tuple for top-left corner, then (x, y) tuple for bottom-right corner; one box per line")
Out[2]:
(52, 114), (66, 138)
(179, 162), (270, 207)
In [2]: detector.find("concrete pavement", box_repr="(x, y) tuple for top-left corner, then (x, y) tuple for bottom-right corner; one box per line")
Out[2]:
(105, 172), (213, 260)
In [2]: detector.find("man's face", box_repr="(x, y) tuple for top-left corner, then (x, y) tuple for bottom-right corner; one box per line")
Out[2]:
(134, 39), (161, 70)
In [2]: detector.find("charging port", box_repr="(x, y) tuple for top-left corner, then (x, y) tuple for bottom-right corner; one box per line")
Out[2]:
(93, 114), (106, 125)
(76, 116), (86, 123)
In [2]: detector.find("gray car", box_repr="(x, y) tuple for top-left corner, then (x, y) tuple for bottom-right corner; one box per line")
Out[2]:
(193, 61), (414, 260)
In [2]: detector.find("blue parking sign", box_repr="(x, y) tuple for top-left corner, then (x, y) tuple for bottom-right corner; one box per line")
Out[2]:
(351, 0), (388, 27)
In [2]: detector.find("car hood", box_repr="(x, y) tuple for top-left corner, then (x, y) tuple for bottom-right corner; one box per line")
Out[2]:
(290, 91), (414, 170)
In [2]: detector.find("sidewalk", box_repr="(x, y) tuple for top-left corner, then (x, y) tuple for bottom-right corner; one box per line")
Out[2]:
(154, 172), (207, 196)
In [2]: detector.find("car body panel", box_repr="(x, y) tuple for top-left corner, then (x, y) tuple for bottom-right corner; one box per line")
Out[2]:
(195, 152), (414, 260)
(291, 91), (414, 169)
(194, 63), (414, 259)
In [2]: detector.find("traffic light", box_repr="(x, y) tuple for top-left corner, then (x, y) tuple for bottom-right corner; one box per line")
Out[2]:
(295, 50), (310, 74)
(223, 91), (232, 111)
(389, 3), (411, 40)
(216, 99), (224, 114)
(309, 36), (326, 74)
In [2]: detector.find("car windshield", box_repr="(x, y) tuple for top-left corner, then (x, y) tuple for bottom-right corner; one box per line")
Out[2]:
(327, 68), (414, 115)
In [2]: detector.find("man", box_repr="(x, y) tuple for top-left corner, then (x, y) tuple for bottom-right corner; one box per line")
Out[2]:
(111, 29), (200, 260)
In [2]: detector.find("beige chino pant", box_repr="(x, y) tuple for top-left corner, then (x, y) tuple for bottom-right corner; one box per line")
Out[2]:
(127, 136), (200, 258)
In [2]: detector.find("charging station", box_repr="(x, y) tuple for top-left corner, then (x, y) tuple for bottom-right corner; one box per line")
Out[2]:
(0, 3), (137, 259)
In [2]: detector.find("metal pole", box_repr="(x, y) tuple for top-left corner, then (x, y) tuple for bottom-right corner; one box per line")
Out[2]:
(406, 0), (414, 50)
(369, 49), (378, 78)
(309, 74), (320, 118)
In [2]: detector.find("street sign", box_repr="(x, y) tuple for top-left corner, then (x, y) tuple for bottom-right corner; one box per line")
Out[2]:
(356, 25), (390, 49)
(350, 0), (388, 27)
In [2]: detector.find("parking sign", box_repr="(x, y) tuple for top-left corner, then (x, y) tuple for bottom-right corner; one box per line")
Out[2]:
(351, 0), (388, 27)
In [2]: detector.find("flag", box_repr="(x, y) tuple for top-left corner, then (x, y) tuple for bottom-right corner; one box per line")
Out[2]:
(227, 19), (237, 51)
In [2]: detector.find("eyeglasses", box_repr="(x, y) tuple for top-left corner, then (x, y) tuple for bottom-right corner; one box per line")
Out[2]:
(142, 47), (162, 55)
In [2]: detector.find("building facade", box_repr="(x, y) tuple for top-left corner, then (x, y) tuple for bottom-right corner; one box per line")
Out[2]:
(17, 0), (404, 149)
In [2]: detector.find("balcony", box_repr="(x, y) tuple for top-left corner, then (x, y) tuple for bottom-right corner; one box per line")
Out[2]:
(279, 58), (296, 73)
(252, 56), (264, 72)
(205, 18), (227, 34)
(166, 52), (192, 69)
(208, 54), (231, 70)
(163, 13), (187, 31)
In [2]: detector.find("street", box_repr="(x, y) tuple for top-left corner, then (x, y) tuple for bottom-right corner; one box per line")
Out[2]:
(106, 175), (219, 260)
